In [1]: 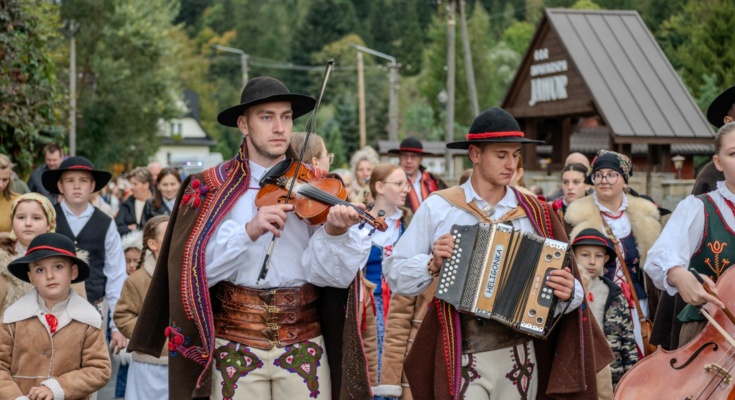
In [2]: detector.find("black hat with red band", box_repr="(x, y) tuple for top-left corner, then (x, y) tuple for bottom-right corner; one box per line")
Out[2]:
(387, 137), (434, 155)
(8, 233), (90, 283)
(42, 156), (112, 195)
(446, 107), (544, 150)
(570, 228), (615, 259)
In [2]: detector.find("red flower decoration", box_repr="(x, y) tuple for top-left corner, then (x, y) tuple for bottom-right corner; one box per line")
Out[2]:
(180, 178), (208, 211)
(45, 314), (58, 334)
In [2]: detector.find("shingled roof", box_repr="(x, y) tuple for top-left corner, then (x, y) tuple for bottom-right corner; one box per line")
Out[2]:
(502, 8), (713, 144)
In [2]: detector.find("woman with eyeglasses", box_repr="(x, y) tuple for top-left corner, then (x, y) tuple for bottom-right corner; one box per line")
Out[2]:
(357, 163), (412, 399)
(565, 150), (662, 359)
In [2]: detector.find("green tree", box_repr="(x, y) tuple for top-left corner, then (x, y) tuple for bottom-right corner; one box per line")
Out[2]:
(658, 0), (735, 100)
(571, 0), (602, 9)
(502, 21), (535, 55)
(0, 0), (66, 177)
(61, 0), (183, 169)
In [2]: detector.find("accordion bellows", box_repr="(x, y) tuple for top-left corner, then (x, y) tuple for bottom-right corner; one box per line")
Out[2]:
(436, 223), (571, 338)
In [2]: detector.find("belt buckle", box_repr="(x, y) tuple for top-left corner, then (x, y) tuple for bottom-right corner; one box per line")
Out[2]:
(266, 322), (279, 331)
(266, 305), (279, 314)
(267, 338), (281, 347)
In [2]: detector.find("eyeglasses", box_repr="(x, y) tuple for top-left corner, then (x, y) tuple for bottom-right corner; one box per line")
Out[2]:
(326, 153), (335, 165)
(592, 172), (620, 184)
(383, 181), (410, 189)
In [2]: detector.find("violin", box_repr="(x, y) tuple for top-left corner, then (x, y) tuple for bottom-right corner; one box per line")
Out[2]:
(255, 157), (388, 232)
(614, 268), (735, 400)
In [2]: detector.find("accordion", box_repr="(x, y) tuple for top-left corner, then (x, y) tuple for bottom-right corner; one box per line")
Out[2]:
(435, 223), (571, 338)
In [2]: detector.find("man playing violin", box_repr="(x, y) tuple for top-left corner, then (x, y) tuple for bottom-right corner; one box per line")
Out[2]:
(128, 76), (373, 399)
(384, 107), (614, 399)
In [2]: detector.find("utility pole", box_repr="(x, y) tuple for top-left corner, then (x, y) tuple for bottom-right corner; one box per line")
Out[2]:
(357, 52), (367, 148)
(68, 20), (79, 157)
(446, 2), (457, 178)
(388, 64), (399, 142)
(349, 43), (399, 141)
(458, 0), (479, 117)
(213, 44), (249, 88)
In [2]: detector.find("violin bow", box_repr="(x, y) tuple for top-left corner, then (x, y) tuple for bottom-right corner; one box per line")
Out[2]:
(256, 59), (335, 283)
(690, 269), (735, 325)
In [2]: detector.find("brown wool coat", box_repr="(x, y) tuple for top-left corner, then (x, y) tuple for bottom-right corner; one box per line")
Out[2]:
(403, 191), (614, 400)
(376, 277), (438, 399)
(113, 253), (168, 364)
(0, 290), (111, 399)
(129, 163), (371, 399)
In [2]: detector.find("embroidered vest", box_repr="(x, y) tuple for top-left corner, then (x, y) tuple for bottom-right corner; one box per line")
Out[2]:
(54, 204), (110, 304)
(679, 194), (735, 322)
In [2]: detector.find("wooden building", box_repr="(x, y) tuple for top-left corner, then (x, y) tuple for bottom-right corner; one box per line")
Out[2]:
(502, 9), (714, 177)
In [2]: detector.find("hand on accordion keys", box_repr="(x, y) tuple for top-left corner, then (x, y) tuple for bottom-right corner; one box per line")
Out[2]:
(430, 233), (456, 275)
(546, 267), (575, 301)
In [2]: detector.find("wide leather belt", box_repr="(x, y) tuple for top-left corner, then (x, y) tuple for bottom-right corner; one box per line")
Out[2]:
(461, 314), (529, 354)
(213, 281), (321, 350)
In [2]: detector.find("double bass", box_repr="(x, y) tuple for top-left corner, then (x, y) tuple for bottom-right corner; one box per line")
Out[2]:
(614, 268), (735, 399)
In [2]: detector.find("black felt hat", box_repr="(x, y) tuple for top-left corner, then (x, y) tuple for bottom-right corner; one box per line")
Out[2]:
(571, 228), (615, 259)
(217, 77), (316, 127)
(42, 156), (112, 194)
(446, 107), (544, 149)
(387, 137), (433, 155)
(8, 233), (90, 283)
(707, 85), (735, 128)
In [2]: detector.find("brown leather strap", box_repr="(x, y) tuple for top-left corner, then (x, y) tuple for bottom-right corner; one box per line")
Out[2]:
(434, 187), (527, 223)
(213, 281), (321, 349)
(600, 215), (644, 320)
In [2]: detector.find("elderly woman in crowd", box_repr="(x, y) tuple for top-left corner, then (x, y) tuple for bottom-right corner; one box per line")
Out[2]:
(116, 167), (153, 235)
(350, 146), (380, 204)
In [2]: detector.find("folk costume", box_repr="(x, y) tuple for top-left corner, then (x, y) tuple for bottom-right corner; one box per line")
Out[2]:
(42, 157), (127, 333)
(374, 275), (437, 399)
(0, 233), (111, 399)
(572, 229), (638, 389)
(565, 150), (662, 356)
(383, 108), (613, 400)
(114, 252), (169, 399)
(128, 77), (373, 399)
(388, 137), (447, 213)
(646, 181), (735, 346)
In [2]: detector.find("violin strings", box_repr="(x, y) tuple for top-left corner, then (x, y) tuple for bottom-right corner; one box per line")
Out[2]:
(298, 184), (376, 222)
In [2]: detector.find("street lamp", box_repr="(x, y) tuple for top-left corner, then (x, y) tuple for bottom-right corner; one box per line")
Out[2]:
(672, 154), (685, 179)
(348, 43), (400, 142)
(212, 44), (249, 88)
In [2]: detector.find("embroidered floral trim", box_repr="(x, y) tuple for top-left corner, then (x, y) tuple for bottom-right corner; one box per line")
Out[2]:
(273, 341), (323, 398)
(459, 354), (480, 398)
(214, 342), (263, 400)
(164, 322), (206, 366)
(506, 342), (535, 399)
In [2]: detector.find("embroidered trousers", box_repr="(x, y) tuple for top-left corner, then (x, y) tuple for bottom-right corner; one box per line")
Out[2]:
(210, 336), (331, 400)
(461, 341), (538, 400)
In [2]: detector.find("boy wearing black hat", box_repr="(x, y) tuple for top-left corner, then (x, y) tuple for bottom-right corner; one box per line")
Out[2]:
(572, 228), (638, 388)
(0, 233), (111, 399)
(388, 137), (447, 212)
(42, 156), (128, 355)
(384, 107), (612, 399)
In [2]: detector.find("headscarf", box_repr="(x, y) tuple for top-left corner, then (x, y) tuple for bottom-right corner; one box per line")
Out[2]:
(586, 149), (633, 184)
(9, 193), (56, 241)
